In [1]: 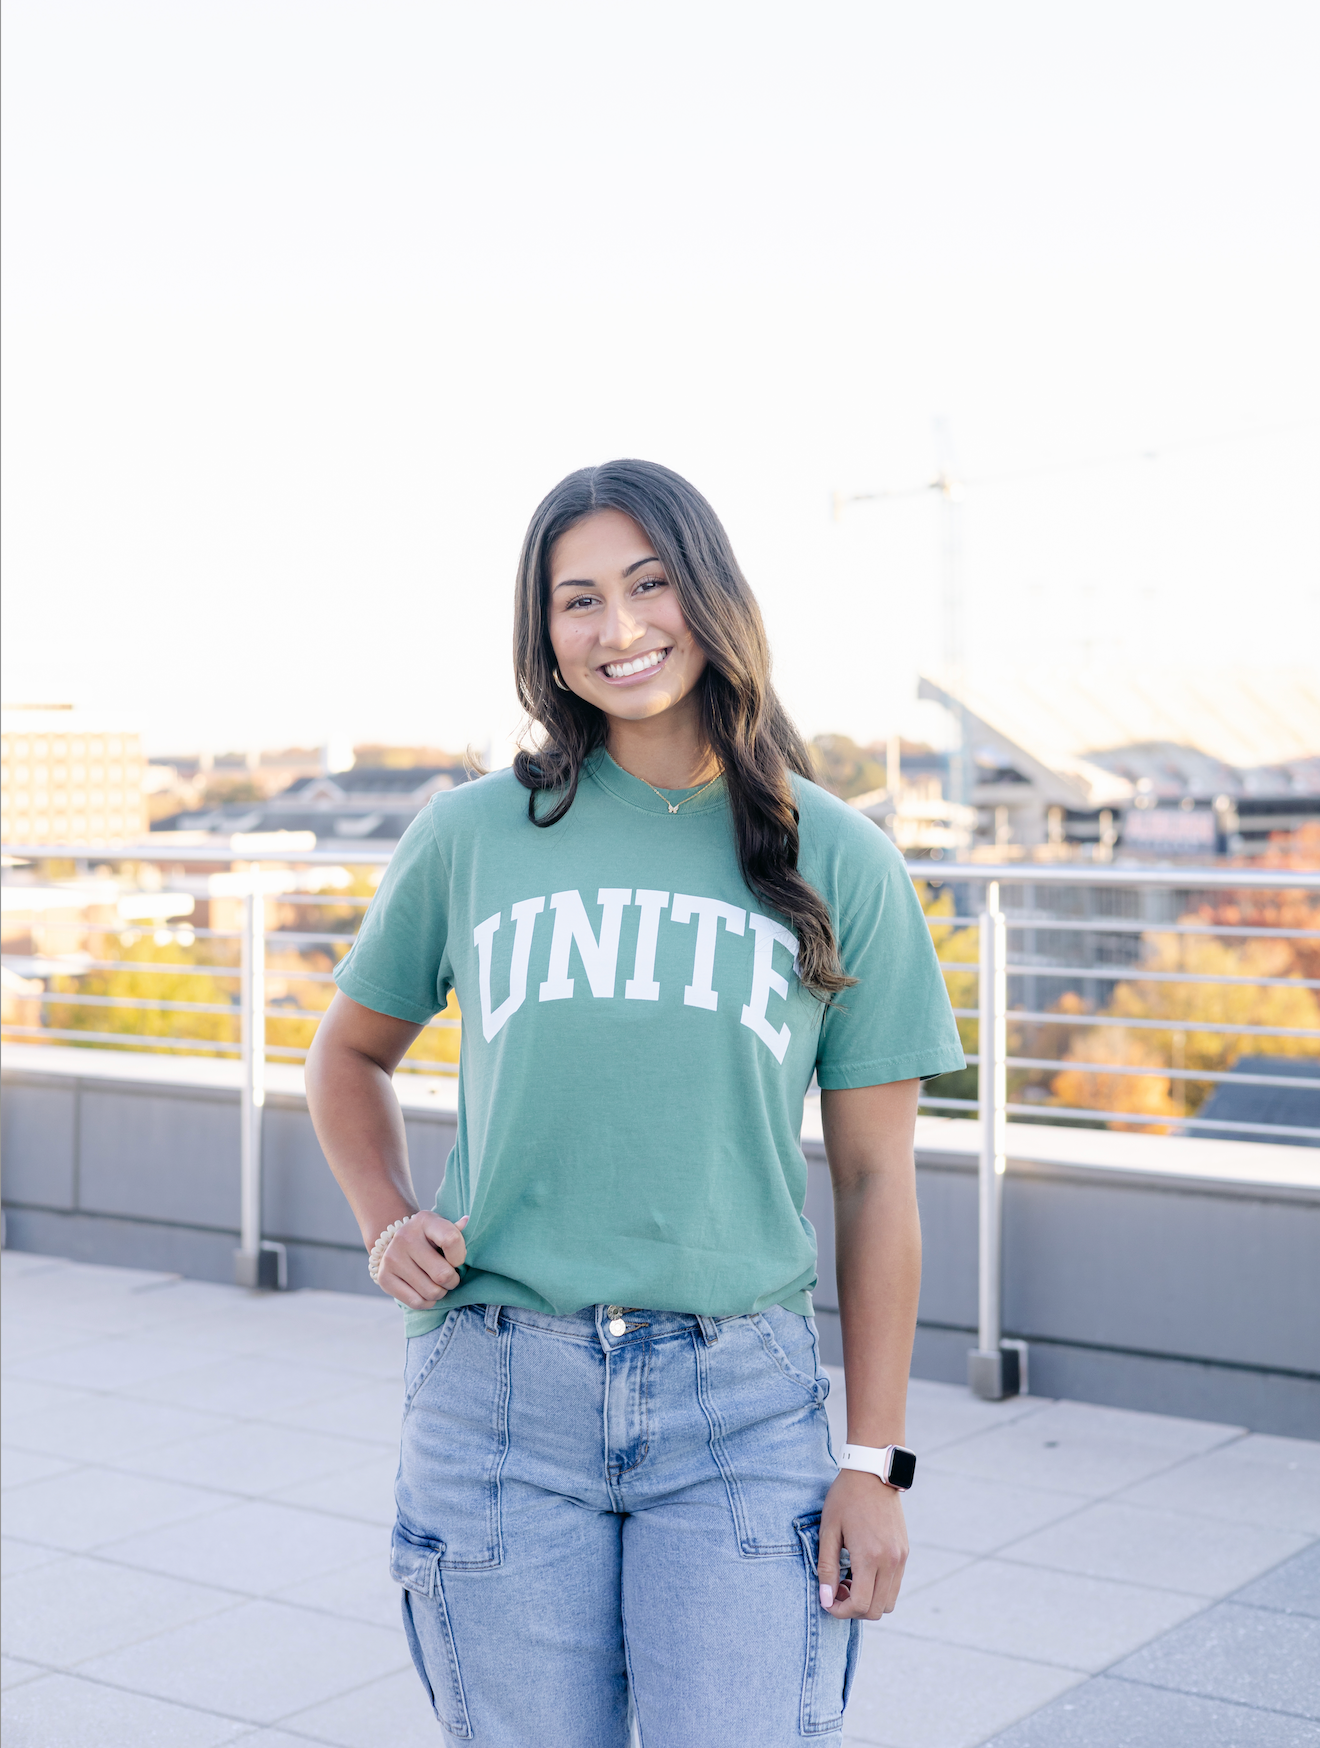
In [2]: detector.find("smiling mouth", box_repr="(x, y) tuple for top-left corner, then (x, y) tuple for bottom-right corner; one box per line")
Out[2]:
(600, 647), (672, 680)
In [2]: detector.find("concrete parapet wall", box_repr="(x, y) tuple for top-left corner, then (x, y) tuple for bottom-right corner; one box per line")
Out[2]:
(3, 1045), (1318, 1436)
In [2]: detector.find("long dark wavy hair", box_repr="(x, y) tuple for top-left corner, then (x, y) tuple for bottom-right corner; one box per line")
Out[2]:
(511, 459), (853, 999)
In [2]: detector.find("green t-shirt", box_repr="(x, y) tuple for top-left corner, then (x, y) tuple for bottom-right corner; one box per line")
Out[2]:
(334, 751), (964, 1336)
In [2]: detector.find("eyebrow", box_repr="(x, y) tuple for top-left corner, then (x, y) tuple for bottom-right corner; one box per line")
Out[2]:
(551, 556), (663, 592)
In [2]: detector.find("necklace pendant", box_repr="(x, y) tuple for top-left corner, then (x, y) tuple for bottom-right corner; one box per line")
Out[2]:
(668, 802), (679, 813)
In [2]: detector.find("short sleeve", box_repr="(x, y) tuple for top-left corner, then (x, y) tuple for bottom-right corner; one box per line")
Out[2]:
(815, 860), (966, 1090)
(333, 803), (451, 1024)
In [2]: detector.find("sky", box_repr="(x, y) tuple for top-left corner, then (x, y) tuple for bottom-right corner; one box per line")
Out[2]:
(3, 0), (1318, 761)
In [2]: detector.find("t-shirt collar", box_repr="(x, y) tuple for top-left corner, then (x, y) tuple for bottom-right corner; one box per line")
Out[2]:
(585, 747), (728, 817)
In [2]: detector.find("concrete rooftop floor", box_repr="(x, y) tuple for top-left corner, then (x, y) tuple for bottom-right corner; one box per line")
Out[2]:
(1, 1250), (1317, 1748)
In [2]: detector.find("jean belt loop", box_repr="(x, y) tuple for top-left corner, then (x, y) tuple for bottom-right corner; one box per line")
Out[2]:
(696, 1314), (720, 1346)
(484, 1304), (501, 1335)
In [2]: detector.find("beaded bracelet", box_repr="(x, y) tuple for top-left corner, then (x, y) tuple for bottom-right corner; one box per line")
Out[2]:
(367, 1214), (415, 1285)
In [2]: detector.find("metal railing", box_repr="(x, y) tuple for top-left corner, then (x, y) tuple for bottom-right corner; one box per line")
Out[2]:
(4, 843), (415, 1289)
(3, 845), (1317, 1380)
(910, 862), (1320, 1400)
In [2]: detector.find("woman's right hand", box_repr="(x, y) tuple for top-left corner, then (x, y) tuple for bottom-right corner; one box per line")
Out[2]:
(378, 1212), (469, 1309)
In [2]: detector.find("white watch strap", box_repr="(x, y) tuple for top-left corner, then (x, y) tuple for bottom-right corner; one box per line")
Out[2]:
(839, 1443), (898, 1480)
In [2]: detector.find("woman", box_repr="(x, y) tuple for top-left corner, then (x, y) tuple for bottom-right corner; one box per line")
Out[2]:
(306, 459), (963, 1748)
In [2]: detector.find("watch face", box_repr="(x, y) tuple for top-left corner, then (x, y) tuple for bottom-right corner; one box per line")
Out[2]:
(887, 1447), (917, 1490)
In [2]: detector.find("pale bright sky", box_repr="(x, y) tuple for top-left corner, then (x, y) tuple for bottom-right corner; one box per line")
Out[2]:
(3, 1), (1318, 761)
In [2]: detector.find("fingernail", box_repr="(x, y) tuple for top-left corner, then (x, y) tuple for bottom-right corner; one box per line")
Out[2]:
(456, 1216), (469, 1227)
(819, 1584), (833, 1609)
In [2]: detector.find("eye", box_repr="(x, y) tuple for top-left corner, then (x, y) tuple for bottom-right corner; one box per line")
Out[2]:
(634, 575), (666, 594)
(562, 593), (597, 610)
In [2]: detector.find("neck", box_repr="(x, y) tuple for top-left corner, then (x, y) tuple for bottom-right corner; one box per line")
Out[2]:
(605, 694), (719, 790)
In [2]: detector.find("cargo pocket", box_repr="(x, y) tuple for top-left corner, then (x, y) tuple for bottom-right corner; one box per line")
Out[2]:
(794, 1513), (862, 1736)
(392, 1522), (472, 1739)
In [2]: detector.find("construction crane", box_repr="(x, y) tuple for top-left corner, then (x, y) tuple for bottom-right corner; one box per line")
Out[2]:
(833, 419), (972, 835)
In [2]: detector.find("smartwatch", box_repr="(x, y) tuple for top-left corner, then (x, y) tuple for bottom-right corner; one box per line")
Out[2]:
(839, 1443), (917, 1491)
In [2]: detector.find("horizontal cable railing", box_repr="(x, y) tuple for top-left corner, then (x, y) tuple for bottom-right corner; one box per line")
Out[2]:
(914, 862), (1320, 1146)
(1, 853), (450, 1083)
(3, 846), (1318, 1145)
(4, 842), (1317, 1355)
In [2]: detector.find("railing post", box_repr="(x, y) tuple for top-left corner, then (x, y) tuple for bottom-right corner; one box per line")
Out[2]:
(968, 880), (1021, 1399)
(233, 879), (283, 1289)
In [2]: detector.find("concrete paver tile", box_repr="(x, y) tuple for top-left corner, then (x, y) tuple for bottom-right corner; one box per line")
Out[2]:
(1232, 1540), (1320, 1617)
(77, 1599), (410, 1725)
(226, 1735), (343, 1747)
(6, 1253), (1306, 1748)
(99, 1497), (386, 1594)
(256, 1378), (404, 1446)
(0, 1446), (79, 1489)
(841, 1630), (1084, 1748)
(268, 1452), (396, 1526)
(1235, 1434), (1320, 1472)
(0, 1537), (65, 1577)
(0, 1318), (113, 1365)
(0, 1656), (47, 1691)
(4, 1393), (232, 1462)
(924, 1399), (1242, 1497)
(0, 1672), (249, 1746)
(902, 1383), (1052, 1456)
(1119, 1446), (1320, 1534)
(5, 1334), (203, 1392)
(3, 1554), (241, 1666)
(0, 1252), (74, 1279)
(274, 1553), (402, 1630)
(891, 1556), (1206, 1672)
(280, 1666), (440, 1747)
(286, 1289), (400, 1329)
(900, 1469), (1088, 1555)
(999, 1500), (1312, 1597)
(129, 1355), (361, 1418)
(979, 1673), (1320, 1747)
(900, 1545), (977, 1597)
(1111, 1599), (1320, 1718)
(0, 1464), (228, 1551)
(0, 1377), (92, 1420)
(283, 1335), (403, 1383)
(120, 1422), (390, 1496)
(821, 1370), (1047, 1464)
(0, 1256), (175, 1301)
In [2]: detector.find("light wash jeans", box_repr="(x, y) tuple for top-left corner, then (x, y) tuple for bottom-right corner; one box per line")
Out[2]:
(393, 1301), (861, 1747)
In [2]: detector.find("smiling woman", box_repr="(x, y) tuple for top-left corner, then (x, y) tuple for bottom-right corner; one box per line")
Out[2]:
(305, 458), (965, 1748)
(514, 459), (853, 998)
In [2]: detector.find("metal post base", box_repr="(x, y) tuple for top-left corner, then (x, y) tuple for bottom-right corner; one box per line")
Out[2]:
(233, 1242), (286, 1290)
(968, 1343), (1022, 1401)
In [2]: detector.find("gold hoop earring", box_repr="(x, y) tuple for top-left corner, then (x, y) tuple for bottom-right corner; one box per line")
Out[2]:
(552, 668), (568, 691)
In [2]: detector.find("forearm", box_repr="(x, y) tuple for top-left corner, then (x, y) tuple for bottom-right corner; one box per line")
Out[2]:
(833, 1168), (921, 1446)
(305, 1006), (423, 1248)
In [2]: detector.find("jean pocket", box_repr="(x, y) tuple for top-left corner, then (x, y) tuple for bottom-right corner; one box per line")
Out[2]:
(794, 1513), (862, 1736)
(751, 1307), (828, 1404)
(397, 1309), (508, 1570)
(393, 1524), (473, 1738)
(403, 1308), (462, 1409)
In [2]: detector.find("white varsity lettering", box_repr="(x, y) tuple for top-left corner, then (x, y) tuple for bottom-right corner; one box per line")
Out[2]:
(740, 913), (799, 1063)
(624, 889), (670, 1000)
(539, 889), (633, 1001)
(474, 897), (545, 1041)
(671, 893), (746, 1010)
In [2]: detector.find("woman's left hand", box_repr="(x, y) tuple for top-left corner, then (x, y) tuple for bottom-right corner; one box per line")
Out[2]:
(817, 1467), (909, 1620)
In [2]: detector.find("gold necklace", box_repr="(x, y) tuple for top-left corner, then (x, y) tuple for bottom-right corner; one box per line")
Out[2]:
(639, 769), (724, 815)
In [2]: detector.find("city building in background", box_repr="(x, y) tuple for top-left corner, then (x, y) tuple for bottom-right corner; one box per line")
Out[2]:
(0, 706), (147, 844)
(152, 756), (472, 851)
(911, 666), (1320, 860)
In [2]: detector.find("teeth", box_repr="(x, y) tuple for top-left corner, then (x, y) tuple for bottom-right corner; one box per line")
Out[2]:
(603, 649), (669, 678)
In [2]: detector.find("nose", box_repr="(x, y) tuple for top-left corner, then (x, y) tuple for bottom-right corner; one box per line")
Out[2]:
(600, 596), (644, 652)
